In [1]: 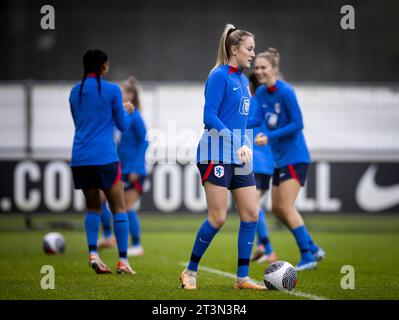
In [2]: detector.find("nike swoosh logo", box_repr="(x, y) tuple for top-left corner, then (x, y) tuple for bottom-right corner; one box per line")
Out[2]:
(355, 164), (399, 211)
(248, 241), (254, 245)
(233, 87), (239, 91)
(199, 238), (210, 244)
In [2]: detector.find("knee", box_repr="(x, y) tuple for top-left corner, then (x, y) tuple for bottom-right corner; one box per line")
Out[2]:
(272, 203), (282, 215)
(208, 214), (227, 229)
(247, 207), (259, 221)
(109, 203), (126, 214)
(275, 204), (293, 216)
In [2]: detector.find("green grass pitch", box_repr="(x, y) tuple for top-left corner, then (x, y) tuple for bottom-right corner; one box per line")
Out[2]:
(0, 213), (399, 300)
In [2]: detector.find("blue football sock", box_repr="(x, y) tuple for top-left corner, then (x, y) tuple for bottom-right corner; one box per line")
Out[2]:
(127, 210), (141, 246)
(113, 213), (129, 259)
(256, 209), (265, 246)
(292, 225), (315, 262)
(237, 221), (257, 278)
(304, 226), (319, 254)
(257, 209), (274, 255)
(84, 211), (100, 254)
(101, 202), (113, 238)
(187, 219), (220, 272)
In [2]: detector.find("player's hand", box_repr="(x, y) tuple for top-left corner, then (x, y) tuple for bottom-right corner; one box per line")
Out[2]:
(237, 145), (253, 163)
(129, 173), (139, 183)
(254, 133), (268, 146)
(123, 101), (135, 114)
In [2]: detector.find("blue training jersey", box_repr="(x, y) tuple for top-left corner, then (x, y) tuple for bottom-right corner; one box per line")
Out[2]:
(249, 97), (274, 175)
(247, 79), (311, 168)
(196, 64), (252, 164)
(117, 110), (149, 176)
(69, 76), (128, 166)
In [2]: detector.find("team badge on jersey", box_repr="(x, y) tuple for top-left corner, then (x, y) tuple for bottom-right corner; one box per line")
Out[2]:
(239, 97), (250, 115)
(266, 112), (278, 129)
(274, 103), (281, 114)
(214, 165), (224, 178)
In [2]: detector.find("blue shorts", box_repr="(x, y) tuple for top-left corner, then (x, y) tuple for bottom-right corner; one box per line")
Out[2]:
(197, 162), (256, 190)
(122, 174), (146, 193)
(72, 162), (121, 191)
(254, 173), (272, 191)
(272, 163), (309, 187)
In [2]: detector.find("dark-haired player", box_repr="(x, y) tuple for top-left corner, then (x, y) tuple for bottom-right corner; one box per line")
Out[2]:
(69, 49), (135, 274)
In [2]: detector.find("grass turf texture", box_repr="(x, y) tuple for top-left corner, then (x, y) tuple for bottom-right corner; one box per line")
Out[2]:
(0, 214), (399, 300)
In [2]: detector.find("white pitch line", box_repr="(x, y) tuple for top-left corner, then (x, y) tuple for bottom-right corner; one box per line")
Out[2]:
(179, 262), (329, 300)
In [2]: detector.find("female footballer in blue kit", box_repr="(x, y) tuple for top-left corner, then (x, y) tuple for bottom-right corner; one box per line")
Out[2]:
(247, 73), (277, 264)
(98, 76), (149, 258)
(117, 76), (149, 257)
(180, 24), (266, 290)
(248, 48), (325, 271)
(69, 49), (136, 274)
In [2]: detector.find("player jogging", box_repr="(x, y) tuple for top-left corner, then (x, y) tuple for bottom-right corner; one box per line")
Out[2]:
(247, 48), (325, 271)
(180, 24), (266, 290)
(69, 49), (135, 274)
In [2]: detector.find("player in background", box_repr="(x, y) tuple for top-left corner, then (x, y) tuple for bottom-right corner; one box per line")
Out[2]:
(117, 76), (149, 257)
(97, 79), (132, 251)
(69, 49), (135, 274)
(180, 24), (266, 290)
(98, 199), (115, 250)
(98, 77), (148, 256)
(247, 73), (277, 264)
(97, 80), (132, 251)
(247, 48), (325, 271)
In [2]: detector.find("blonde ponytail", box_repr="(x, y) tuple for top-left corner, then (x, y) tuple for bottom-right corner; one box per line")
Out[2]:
(211, 24), (254, 73)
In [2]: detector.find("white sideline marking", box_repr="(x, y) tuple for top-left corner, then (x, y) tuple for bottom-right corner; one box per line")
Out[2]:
(179, 262), (329, 300)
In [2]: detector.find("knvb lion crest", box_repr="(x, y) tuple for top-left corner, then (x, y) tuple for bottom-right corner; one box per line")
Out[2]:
(214, 165), (224, 178)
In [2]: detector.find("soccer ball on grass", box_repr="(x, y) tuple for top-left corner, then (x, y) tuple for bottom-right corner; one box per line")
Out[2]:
(264, 261), (297, 291)
(43, 232), (65, 254)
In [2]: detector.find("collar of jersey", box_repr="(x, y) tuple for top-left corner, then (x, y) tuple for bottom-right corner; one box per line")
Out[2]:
(225, 65), (242, 74)
(86, 73), (102, 78)
(267, 79), (280, 93)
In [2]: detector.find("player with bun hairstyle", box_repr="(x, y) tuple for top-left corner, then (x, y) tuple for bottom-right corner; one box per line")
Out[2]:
(248, 48), (325, 271)
(180, 24), (266, 290)
(69, 49), (136, 274)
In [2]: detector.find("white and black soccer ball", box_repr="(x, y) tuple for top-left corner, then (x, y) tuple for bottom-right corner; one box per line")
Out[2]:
(264, 261), (297, 291)
(43, 232), (66, 254)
